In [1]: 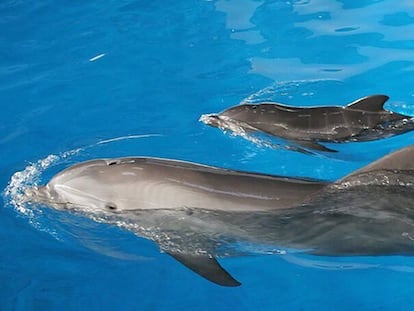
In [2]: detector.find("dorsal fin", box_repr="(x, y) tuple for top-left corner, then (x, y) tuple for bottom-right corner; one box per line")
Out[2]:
(340, 145), (414, 182)
(168, 252), (241, 287)
(346, 95), (389, 112)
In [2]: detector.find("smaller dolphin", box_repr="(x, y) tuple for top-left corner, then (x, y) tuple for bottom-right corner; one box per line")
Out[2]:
(200, 95), (414, 152)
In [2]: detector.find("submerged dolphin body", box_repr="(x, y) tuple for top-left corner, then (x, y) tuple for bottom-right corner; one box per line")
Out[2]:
(28, 145), (414, 286)
(200, 95), (414, 152)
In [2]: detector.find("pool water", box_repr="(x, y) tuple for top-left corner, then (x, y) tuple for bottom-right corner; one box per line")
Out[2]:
(2, 0), (414, 310)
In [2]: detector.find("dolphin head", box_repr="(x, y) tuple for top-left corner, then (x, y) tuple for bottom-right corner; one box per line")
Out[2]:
(27, 159), (145, 213)
(200, 105), (269, 134)
(200, 105), (261, 126)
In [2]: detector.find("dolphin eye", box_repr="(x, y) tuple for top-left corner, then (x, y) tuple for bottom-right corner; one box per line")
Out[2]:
(105, 203), (118, 210)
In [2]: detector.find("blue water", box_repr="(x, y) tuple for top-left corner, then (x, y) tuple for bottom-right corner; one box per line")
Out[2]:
(2, 0), (414, 310)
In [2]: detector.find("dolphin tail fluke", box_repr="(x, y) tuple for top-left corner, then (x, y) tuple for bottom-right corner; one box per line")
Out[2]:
(167, 252), (241, 287)
(346, 95), (389, 111)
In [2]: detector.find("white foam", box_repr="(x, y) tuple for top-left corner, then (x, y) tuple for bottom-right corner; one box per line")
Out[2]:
(96, 134), (163, 145)
(4, 149), (81, 217)
(89, 53), (106, 62)
(4, 133), (161, 218)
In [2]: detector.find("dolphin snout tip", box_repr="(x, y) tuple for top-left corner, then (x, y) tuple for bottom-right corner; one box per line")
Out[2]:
(25, 185), (50, 202)
(24, 186), (37, 199)
(199, 113), (221, 127)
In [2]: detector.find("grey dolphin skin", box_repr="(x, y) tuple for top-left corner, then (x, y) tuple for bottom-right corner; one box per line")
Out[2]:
(200, 95), (414, 152)
(27, 145), (414, 286)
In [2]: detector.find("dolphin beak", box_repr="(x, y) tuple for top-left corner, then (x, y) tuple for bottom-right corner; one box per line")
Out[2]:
(25, 185), (51, 203)
(199, 114), (222, 127)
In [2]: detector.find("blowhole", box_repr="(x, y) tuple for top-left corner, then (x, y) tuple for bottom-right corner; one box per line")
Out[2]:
(105, 203), (118, 210)
(107, 160), (120, 166)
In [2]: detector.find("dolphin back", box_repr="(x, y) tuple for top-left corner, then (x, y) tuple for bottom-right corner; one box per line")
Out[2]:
(341, 145), (414, 182)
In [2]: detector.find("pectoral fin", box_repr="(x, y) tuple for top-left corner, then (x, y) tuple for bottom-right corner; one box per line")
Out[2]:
(167, 252), (241, 287)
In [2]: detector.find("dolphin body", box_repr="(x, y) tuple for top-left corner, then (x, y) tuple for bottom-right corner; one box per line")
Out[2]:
(28, 145), (414, 286)
(200, 95), (414, 152)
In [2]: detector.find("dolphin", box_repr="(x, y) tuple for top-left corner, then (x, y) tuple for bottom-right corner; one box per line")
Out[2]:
(27, 145), (414, 286)
(200, 95), (414, 152)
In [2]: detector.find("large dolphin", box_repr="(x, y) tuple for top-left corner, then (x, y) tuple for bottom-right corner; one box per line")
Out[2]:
(27, 145), (414, 286)
(200, 95), (414, 152)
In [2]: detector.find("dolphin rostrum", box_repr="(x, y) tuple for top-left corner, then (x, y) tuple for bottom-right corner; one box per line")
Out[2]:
(27, 145), (414, 286)
(200, 95), (414, 152)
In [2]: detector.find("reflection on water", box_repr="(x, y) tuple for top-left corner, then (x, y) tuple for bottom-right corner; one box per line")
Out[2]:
(215, 0), (265, 44)
(250, 46), (414, 81)
(293, 0), (414, 40)
(211, 0), (414, 98)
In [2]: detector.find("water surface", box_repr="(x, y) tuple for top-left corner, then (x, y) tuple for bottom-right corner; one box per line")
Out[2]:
(2, 0), (414, 310)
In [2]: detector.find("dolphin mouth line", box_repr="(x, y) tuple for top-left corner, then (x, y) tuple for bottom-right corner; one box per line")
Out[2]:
(54, 184), (107, 204)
